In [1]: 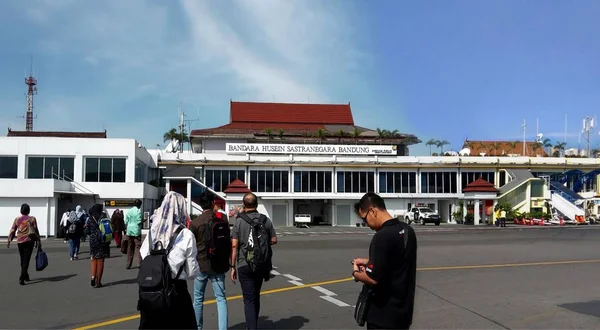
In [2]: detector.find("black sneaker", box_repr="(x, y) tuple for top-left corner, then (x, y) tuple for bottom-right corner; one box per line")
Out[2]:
(91, 278), (96, 287)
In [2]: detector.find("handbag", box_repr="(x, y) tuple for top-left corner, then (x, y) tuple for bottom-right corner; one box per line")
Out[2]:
(121, 235), (129, 254)
(36, 246), (48, 271)
(354, 285), (374, 327)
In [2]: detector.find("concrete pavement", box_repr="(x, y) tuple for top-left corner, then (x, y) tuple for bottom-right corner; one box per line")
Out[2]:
(2, 225), (600, 329)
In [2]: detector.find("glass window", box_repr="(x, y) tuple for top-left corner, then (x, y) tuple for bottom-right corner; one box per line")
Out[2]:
(99, 158), (112, 182)
(394, 173), (401, 193)
(0, 156), (18, 179)
(309, 172), (317, 192)
(43, 157), (59, 179)
(301, 171), (309, 192)
(258, 171), (266, 192)
(401, 173), (409, 193)
(28, 157), (44, 179)
(85, 158), (99, 182)
(386, 172), (394, 193)
(324, 172), (332, 192)
(113, 158), (126, 182)
(282, 171), (289, 192)
(293, 172), (301, 192)
(367, 172), (375, 192)
(344, 172), (352, 193)
(409, 173), (416, 193)
(273, 171), (281, 192)
(337, 172), (344, 192)
(379, 172), (387, 193)
(421, 173), (428, 193)
(60, 158), (74, 181)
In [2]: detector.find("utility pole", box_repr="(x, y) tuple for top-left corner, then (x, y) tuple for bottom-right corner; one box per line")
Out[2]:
(522, 119), (526, 156)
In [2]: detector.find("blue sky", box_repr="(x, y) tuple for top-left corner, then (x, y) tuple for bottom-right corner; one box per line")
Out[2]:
(1, 0), (599, 155)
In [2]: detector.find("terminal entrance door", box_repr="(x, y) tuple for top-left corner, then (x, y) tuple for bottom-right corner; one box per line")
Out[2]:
(272, 204), (288, 227)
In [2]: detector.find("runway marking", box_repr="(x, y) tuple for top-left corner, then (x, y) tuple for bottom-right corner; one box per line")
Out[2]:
(270, 270), (280, 276)
(73, 277), (353, 330)
(312, 285), (337, 296)
(320, 295), (350, 307)
(418, 259), (600, 272)
(288, 280), (305, 286)
(282, 274), (302, 281)
(73, 258), (600, 330)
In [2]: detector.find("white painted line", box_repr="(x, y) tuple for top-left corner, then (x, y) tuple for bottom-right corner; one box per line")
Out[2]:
(283, 232), (293, 235)
(270, 270), (281, 276)
(312, 286), (337, 296)
(297, 232), (306, 234)
(320, 295), (350, 307)
(288, 280), (305, 286)
(308, 232), (317, 234)
(282, 274), (303, 281)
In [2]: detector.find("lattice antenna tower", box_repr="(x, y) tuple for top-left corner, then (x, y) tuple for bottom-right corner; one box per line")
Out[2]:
(182, 107), (200, 152)
(25, 57), (38, 131)
(582, 116), (595, 158)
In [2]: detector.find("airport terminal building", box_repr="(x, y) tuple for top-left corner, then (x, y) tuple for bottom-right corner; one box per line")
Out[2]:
(158, 101), (600, 227)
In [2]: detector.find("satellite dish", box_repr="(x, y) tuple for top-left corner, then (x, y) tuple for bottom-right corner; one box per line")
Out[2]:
(165, 138), (180, 153)
(459, 148), (471, 156)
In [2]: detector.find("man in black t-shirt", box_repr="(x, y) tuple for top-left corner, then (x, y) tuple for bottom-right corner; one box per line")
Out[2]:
(352, 192), (417, 330)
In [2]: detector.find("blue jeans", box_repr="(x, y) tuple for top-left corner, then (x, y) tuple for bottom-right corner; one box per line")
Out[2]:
(68, 237), (80, 258)
(193, 272), (227, 330)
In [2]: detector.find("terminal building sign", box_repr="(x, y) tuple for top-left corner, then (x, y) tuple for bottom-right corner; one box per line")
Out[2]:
(226, 143), (397, 155)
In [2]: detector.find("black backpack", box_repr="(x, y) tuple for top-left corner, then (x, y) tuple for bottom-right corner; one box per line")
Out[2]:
(239, 213), (272, 278)
(67, 221), (77, 235)
(137, 226), (185, 312)
(204, 213), (231, 273)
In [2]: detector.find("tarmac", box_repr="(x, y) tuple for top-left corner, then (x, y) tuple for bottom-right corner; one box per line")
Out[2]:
(2, 224), (600, 329)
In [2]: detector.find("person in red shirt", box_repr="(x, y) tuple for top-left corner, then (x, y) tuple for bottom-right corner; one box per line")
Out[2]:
(7, 203), (41, 285)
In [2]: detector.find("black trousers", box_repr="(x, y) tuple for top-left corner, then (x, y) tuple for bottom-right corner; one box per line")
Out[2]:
(139, 280), (196, 329)
(238, 265), (265, 330)
(18, 241), (35, 280)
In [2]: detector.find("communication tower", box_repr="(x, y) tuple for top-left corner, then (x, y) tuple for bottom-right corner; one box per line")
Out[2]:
(24, 61), (38, 132)
(582, 116), (595, 157)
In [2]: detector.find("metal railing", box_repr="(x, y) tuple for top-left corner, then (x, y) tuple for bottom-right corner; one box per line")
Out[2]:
(51, 171), (97, 196)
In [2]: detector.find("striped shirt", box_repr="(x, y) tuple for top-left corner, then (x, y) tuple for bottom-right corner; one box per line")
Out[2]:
(8, 216), (39, 244)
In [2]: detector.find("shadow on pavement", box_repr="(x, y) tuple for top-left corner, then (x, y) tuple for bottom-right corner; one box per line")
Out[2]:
(230, 316), (310, 329)
(28, 274), (77, 284)
(105, 277), (138, 287)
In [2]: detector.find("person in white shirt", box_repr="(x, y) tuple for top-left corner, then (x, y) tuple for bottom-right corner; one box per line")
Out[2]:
(60, 209), (72, 243)
(139, 191), (200, 329)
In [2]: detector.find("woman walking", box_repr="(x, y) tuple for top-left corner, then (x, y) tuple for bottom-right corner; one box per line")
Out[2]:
(7, 203), (41, 285)
(111, 209), (125, 248)
(138, 191), (199, 329)
(85, 204), (109, 288)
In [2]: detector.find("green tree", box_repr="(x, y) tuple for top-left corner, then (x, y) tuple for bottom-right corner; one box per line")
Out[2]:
(436, 140), (450, 154)
(426, 139), (439, 155)
(352, 128), (362, 144)
(163, 128), (189, 143)
(278, 129), (285, 139)
(315, 128), (328, 144)
(264, 128), (273, 143)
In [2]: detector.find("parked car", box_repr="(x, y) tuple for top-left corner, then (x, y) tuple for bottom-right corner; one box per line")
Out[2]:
(404, 207), (441, 226)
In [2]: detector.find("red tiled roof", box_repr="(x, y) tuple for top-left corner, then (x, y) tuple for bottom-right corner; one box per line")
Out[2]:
(192, 123), (326, 136)
(230, 101), (354, 125)
(6, 130), (107, 138)
(463, 140), (548, 157)
(462, 178), (499, 193)
(223, 178), (252, 194)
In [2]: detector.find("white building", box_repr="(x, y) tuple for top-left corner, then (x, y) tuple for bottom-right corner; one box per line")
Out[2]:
(0, 130), (160, 237)
(156, 101), (600, 227)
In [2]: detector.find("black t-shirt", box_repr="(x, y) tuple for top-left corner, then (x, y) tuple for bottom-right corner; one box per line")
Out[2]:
(365, 218), (417, 328)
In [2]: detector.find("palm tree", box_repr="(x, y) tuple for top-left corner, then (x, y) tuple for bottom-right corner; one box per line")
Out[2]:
(436, 140), (450, 154)
(388, 129), (400, 138)
(336, 129), (346, 143)
(426, 139), (439, 155)
(531, 142), (542, 156)
(508, 141), (518, 150)
(352, 128), (362, 144)
(315, 128), (327, 144)
(376, 128), (388, 144)
(554, 141), (567, 157)
(278, 129), (285, 140)
(163, 128), (189, 143)
(264, 128), (273, 143)
(542, 138), (553, 156)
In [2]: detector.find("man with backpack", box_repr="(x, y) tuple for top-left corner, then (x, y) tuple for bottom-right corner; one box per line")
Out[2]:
(190, 192), (230, 330)
(230, 193), (277, 330)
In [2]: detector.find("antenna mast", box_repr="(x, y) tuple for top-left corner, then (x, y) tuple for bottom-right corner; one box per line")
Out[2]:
(582, 116), (594, 158)
(24, 57), (38, 131)
(522, 119), (526, 156)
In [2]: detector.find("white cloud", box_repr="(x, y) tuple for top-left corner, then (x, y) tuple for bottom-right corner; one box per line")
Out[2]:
(7, 0), (366, 146)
